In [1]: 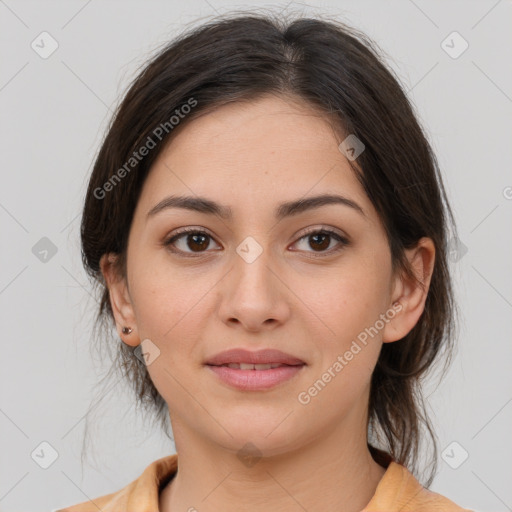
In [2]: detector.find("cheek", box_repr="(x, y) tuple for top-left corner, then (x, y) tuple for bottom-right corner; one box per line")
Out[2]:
(295, 252), (390, 388)
(130, 252), (199, 331)
(129, 259), (220, 370)
(297, 275), (385, 414)
(298, 260), (389, 341)
(129, 271), (209, 407)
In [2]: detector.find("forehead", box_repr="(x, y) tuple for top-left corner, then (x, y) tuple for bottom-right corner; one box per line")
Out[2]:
(169, 94), (341, 150)
(136, 94), (375, 224)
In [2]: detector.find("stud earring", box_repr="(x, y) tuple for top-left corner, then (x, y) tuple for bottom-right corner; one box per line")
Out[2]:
(122, 326), (133, 335)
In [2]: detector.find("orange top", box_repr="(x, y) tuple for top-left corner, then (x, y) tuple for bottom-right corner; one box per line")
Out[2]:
(55, 453), (472, 511)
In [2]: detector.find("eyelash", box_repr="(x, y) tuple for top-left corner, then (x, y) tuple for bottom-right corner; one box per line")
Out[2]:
(162, 226), (350, 258)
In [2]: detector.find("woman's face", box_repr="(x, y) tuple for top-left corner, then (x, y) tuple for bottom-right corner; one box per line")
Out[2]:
(103, 94), (428, 457)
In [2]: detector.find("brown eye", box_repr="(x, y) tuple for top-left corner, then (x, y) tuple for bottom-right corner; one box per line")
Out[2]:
(308, 232), (331, 251)
(164, 229), (220, 255)
(163, 227), (349, 258)
(184, 232), (210, 252)
(292, 229), (349, 256)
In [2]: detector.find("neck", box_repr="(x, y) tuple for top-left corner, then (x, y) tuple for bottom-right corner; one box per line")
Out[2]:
(159, 418), (387, 512)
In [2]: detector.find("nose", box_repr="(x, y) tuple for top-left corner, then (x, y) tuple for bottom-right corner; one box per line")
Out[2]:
(217, 242), (291, 333)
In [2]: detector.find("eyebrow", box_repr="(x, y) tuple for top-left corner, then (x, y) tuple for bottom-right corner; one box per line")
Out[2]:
(146, 193), (366, 221)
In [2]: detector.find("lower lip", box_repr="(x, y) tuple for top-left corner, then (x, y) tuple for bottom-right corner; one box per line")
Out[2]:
(206, 364), (305, 390)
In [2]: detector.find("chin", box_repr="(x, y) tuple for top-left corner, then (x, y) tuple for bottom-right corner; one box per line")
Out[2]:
(211, 413), (305, 456)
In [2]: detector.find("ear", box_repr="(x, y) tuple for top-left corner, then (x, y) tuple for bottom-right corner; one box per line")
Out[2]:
(382, 237), (435, 343)
(99, 253), (140, 347)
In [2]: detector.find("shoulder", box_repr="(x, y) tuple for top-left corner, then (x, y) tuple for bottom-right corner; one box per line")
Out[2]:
(363, 461), (473, 512)
(53, 454), (178, 512)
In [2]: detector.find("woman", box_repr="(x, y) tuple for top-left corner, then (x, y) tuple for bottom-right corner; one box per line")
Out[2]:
(57, 11), (472, 512)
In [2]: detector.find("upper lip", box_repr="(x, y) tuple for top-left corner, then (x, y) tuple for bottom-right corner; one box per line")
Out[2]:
(205, 348), (306, 366)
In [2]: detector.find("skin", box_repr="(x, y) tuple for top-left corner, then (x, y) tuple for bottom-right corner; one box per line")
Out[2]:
(100, 93), (435, 512)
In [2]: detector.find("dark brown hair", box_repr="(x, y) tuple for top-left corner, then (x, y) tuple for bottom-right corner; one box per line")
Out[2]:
(80, 10), (458, 486)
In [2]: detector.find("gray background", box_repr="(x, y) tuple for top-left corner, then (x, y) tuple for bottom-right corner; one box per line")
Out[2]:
(1, 1), (511, 511)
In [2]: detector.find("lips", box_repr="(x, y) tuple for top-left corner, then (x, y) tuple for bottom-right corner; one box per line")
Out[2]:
(205, 348), (305, 367)
(220, 362), (285, 370)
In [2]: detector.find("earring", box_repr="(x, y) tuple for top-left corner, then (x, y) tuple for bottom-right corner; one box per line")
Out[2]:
(122, 326), (133, 335)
